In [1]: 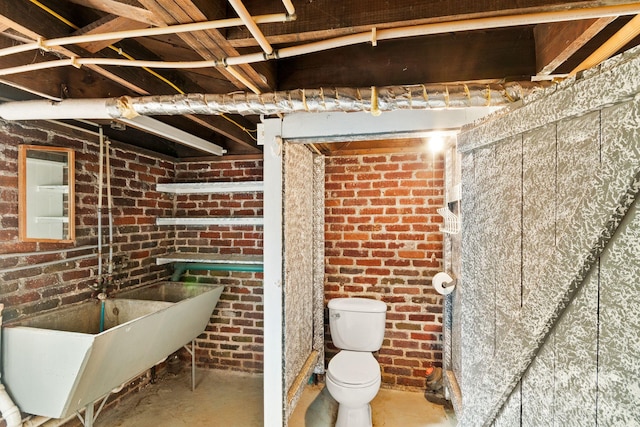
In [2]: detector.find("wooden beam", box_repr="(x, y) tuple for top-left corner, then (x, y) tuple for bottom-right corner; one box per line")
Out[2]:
(65, 0), (162, 26)
(286, 350), (319, 404)
(138, 0), (275, 93)
(534, 17), (615, 75)
(322, 138), (427, 156)
(73, 15), (150, 53)
(277, 28), (536, 89)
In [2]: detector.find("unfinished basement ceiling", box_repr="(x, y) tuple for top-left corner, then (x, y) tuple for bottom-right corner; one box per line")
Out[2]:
(0, 0), (638, 158)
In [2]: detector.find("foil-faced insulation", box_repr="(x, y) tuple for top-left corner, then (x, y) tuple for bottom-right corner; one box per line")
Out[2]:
(120, 82), (540, 117)
(0, 83), (542, 121)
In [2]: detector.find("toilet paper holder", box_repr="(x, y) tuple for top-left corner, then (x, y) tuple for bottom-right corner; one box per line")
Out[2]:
(432, 272), (456, 295)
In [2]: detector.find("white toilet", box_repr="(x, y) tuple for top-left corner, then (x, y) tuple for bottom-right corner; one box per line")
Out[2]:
(326, 297), (387, 427)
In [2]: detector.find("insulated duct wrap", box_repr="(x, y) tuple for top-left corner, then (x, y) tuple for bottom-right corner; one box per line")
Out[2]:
(0, 83), (541, 121)
(122, 82), (537, 117)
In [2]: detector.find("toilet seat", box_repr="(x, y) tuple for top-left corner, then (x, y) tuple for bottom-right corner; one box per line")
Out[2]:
(327, 351), (380, 388)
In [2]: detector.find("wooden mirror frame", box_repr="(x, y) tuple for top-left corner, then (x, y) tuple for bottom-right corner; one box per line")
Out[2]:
(18, 145), (75, 243)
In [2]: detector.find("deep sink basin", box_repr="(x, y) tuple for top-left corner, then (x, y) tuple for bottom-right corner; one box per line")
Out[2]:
(1, 282), (223, 419)
(115, 281), (216, 302)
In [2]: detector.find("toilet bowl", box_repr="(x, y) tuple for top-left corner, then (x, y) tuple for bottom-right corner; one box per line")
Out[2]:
(326, 297), (387, 427)
(326, 351), (381, 427)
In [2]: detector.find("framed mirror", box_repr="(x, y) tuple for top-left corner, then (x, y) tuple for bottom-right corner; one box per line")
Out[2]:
(19, 145), (75, 242)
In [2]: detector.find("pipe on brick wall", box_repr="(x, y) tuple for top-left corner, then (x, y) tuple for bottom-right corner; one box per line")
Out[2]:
(0, 82), (540, 122)
(0, 304), (23, 427)
(170, 263), (264, 281)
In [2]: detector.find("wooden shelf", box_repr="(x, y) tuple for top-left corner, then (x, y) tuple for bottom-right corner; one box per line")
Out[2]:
(156, 216), (263, 226)
(34, 216), (69, 223)
(37, 185), (69, 194)
(156, 181), (263, 194)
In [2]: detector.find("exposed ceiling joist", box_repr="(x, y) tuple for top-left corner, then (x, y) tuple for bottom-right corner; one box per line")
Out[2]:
(73, 15), (150, 53)
(65, 0), (163, 26)
(570, 13), (640, 74)
(534, 17), (615, 75)
(138, 0), (274, 94)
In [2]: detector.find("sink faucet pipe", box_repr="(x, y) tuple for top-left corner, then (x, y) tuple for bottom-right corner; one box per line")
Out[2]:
(96, 127), (104, 283)
(0, 304), (23, 427)
(104, 139), (114, 284)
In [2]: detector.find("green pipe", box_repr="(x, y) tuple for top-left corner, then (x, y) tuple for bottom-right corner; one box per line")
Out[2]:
(171, 262), (264, 281)
(99, 300), (105, 333)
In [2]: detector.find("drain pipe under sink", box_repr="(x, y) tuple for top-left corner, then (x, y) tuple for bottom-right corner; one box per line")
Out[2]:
(0, 304), (23, 427)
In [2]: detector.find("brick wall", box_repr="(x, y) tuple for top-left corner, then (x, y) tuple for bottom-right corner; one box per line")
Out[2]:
(0, 122), (174, 323)
(0, 121), (176, 427)
(172, 157), (264, 373)
(324, 152), (445, 390)
(0, 123), (265, 426)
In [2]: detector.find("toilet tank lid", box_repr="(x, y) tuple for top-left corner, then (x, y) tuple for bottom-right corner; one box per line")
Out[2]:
(328, 298), (387, 313)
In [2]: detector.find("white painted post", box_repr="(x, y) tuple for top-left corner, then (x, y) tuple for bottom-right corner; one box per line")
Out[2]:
(261, 119), (285, 427)
(261, 108), (494, 426)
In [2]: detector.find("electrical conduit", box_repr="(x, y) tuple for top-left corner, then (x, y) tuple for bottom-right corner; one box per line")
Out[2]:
(0, 304), (23, 427)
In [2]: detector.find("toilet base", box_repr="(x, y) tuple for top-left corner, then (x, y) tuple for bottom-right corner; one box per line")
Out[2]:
(335, 403), (372, 427)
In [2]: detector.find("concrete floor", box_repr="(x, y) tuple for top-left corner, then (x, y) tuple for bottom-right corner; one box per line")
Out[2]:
(94, 369), (457, 427)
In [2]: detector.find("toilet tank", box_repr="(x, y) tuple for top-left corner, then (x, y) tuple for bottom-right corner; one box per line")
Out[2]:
(328, 298), (387, 351)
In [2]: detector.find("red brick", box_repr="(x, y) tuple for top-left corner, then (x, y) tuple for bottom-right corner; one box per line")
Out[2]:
(343, 232), (370, 240)
(411, 332), (438, 341)
(384, 171), (413, 180)
(355, 259), (381, 266)
(345, 181), (371, 189)
(362, 155), (387, 163)
(365, 267), (390, 275)
(394, 358), (421, 367)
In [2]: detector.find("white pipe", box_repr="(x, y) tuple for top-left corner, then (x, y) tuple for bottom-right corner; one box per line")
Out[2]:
(97, 127), (104, 282)
(281, 0), (295, 16)
(0, 98), (113, 120)
(228, 0), (274, 55)
(0, 304), (23, 427)
(0, 58), (222, 77)
(0, 383), (21, 426)
(275, 2), (640, 61)
(0, 2), (637, 77)
(105, 140), (114, 278)
(0, 14), (292, 59)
